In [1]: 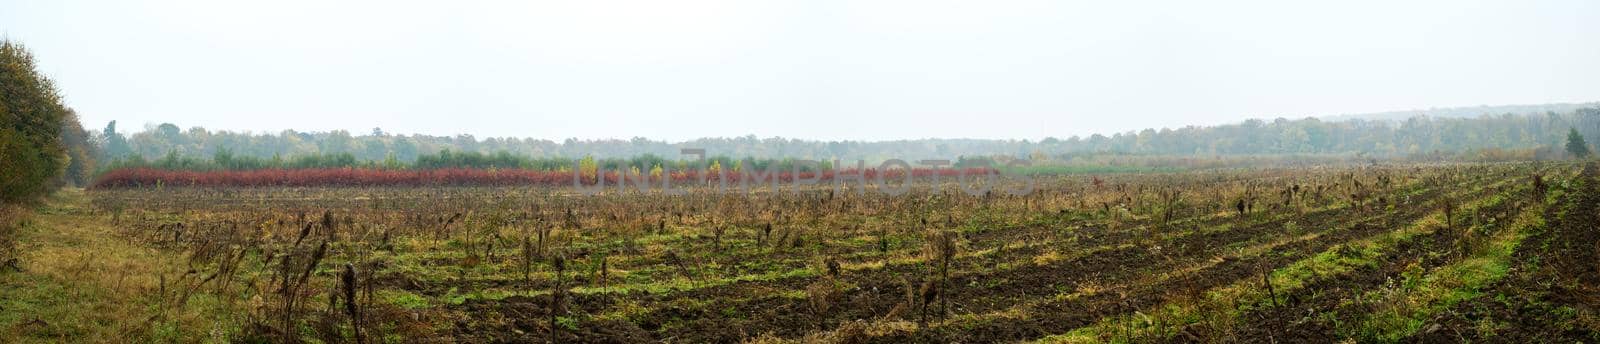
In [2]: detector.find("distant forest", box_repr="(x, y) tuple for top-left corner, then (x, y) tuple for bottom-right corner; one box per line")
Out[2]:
(1317, 102), (1598, 122)
(94, 106), (1600, 172)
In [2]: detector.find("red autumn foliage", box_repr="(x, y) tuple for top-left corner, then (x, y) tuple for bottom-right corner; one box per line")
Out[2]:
(90, 167), (1000, 189)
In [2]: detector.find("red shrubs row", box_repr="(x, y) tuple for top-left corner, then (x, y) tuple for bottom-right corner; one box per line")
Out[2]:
(90, 167), (999, 189)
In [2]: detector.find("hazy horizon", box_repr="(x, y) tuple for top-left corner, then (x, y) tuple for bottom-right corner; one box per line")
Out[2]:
(73, 101), (1600, 144)
(4, 0), (1598, 141)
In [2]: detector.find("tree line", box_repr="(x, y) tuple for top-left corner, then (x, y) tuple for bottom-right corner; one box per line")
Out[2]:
(90, 108), (1600, 173)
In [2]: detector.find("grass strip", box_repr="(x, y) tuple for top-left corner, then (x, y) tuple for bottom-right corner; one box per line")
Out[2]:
(1039, 187), (1516, 344)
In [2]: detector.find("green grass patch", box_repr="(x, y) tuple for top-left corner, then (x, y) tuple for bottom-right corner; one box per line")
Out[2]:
(1342, 181), (1554, 342)
(1041, 182), (1518, 343)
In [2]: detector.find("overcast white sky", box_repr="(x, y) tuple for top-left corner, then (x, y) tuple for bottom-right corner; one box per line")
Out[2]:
(2, 0), (1597, 141)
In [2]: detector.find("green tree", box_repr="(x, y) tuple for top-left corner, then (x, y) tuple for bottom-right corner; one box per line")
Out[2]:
(58, 108), (96, 186)
(100, 120), (132, 159)
(1567, 127), (1591, 158)
(0, 40), (71, 202)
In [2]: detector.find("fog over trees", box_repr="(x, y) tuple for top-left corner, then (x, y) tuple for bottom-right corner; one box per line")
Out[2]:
(92, 106), (1600, 171)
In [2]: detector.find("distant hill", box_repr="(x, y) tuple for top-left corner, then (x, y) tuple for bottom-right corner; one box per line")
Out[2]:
(1320, 102), (1600, 122)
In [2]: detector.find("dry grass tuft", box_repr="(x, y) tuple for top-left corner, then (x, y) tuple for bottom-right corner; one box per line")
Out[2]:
(0, 190), (239, 343)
